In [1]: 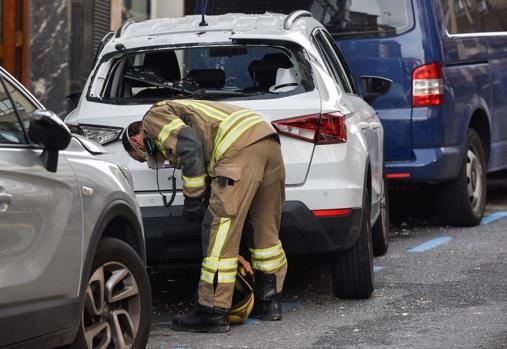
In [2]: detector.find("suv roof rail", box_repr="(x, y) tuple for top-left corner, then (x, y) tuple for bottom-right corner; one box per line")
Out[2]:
(284, 10), (312, 30)
(115, 18), (137, 38)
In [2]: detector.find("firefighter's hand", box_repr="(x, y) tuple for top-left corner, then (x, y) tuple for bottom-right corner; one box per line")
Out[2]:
(183, 194), (205, 222)
(238, 255), (254, 276)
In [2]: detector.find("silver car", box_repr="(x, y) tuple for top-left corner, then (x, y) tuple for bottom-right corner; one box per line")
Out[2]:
(0, 67), (151, 349)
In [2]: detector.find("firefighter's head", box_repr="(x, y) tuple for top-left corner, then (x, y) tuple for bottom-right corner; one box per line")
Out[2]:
(122, 121), (147, 162)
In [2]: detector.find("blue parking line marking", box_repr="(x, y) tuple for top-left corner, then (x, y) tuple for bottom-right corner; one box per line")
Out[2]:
(239, 318), (259, 326)
(374, 266), (384, 272)
(407, 236), (453, 253)
(281, 302), (297, 312)
(480, 211), (507, 225)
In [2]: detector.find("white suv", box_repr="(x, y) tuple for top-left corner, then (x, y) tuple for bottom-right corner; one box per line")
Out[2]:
(65, 11), (391, 299)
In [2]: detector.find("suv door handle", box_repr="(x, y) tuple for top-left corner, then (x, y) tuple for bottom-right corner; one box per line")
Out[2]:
(0, 192), (13, 213)
(371, 122), (382, 129)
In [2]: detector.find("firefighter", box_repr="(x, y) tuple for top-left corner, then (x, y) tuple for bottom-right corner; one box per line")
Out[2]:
(122, 99), (287, 333)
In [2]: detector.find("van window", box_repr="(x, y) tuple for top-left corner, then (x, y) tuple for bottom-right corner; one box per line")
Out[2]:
(441, 0), (507, 34)
(310, 0), (414, 38)
(206, 0), (414, 39)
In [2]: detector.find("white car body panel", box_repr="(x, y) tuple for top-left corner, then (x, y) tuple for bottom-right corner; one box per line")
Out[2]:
(66, 12), (384, 230)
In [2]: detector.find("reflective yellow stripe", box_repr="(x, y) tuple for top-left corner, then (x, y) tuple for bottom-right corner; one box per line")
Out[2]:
(210, 217), (231, 258)
(250, 242), (284, 260)
(214, 109), (254, 147)
(217, 271), (237, 283)
(252, 253), (287, 272)
(200, 269), (215, 284)
(173, 100), (227, 120)
(202, 257), (237, 271)
(209, 110), (256, 171)
(182, 175), (206, 188)
(156, 119), (185, 156)
(213, 115), (265, 163)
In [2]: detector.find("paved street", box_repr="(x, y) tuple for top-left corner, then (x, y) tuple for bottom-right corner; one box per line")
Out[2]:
(146, 172), (507, 349)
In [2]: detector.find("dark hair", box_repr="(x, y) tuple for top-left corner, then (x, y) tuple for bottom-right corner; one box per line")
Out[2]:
(122, 121), (143, 152)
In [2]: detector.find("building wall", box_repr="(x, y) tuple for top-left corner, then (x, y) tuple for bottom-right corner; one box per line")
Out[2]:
(27, 0), (182, 115)
(29, 0), (71, 115)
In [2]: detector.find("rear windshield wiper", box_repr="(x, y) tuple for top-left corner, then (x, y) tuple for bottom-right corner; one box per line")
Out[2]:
(124, 68), (205, 95)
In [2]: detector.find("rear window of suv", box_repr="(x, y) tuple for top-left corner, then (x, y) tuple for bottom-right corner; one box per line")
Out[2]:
(89, 44), (314, 104)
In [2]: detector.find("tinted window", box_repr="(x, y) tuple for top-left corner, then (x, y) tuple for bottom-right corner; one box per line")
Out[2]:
(441, 0), (507, 33)
(206, 0), (415, 39)
(0, 78), (26, 145)
(322, 30), (358, 94)
(314, 31), (352, 93)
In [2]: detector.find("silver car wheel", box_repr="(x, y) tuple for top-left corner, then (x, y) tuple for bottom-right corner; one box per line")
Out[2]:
(82, 262), (141, 349)
(466, 147), (483, 214)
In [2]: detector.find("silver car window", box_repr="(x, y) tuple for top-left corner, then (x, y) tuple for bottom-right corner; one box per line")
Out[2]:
(0, 78), (27, 145)
(2, 78), (37, 131)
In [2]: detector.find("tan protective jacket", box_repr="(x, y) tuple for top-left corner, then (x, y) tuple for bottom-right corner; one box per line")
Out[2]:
(142, 99), (277, 198)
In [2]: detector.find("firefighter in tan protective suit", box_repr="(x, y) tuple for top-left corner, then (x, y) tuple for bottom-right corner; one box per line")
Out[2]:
(122, 99), (287, 333)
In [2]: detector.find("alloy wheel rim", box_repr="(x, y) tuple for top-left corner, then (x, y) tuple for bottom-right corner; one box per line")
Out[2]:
(82, 261), (141, 349)
(466, 147), (483, 214)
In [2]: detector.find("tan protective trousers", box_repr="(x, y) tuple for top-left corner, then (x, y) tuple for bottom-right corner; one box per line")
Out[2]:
(197, 137), (287, 311)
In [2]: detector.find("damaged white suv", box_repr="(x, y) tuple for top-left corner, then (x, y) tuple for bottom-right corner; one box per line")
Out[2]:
(65, 11), (391, 299)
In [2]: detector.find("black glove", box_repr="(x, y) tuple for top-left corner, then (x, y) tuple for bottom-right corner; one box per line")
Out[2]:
(183, 194), (206, 222)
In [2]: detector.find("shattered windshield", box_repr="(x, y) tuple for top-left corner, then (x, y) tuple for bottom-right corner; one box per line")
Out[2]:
(94, 44), (314, 104)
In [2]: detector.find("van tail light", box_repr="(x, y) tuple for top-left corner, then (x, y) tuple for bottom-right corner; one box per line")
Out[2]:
(412, 62), (444, 107)
(271, 112), (347, 144)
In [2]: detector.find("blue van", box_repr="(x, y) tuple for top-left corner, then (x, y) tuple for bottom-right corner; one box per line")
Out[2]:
(206, 0), (507, 226)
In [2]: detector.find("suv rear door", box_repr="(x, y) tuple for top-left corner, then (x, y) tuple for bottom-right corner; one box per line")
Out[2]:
(0, 73), (83, 346)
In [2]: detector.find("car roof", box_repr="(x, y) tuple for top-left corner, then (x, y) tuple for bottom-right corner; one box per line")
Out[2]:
(120, 13), (319, 39)
(101, 12), (323, 56)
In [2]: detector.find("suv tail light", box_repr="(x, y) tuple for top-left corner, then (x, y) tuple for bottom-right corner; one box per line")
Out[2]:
(272, 112), (347, 144)
(412, 62), (444, 107)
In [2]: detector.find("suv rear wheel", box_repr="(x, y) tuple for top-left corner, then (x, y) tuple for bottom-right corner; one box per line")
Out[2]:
(72, 238), (152, 349)
(331, 185), (374, 299)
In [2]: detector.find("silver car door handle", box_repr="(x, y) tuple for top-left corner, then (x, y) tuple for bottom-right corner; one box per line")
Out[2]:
(0, 192), (13, 213)
(371, 122), (382, 129)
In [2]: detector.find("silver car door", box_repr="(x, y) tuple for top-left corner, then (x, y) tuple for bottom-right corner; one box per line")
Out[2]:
(0, 76), (83, 311)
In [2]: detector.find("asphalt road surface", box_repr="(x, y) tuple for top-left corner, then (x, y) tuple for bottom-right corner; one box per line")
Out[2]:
(146, 172), (507, 349)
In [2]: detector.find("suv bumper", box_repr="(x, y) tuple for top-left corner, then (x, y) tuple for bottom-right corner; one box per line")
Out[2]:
(386, 145), (463, 183)
(142, 201), (363, 266)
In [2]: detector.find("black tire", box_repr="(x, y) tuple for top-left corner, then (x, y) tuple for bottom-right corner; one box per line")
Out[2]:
(437, 129), (487, 226)
(372, 177), (389, 256)
(72, 238), (152, 349)
(331, 185), (374, 299)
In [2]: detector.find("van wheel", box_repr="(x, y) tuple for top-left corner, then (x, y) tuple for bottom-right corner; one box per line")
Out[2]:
(331, 185), (374, 299)
(372, 177), (389, 256)
(72, 238), (152, 349)
(437, 129), (486, 226)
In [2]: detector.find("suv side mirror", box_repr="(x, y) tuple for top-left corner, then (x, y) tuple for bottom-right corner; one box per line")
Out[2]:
(28, 109), (71, 172)
(360, 76), (392, 105)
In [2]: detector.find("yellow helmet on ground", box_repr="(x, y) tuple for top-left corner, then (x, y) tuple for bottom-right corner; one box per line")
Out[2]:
(228, 266), (254, 324)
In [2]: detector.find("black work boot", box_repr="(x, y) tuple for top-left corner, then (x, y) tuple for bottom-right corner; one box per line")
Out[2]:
(171, 309), (230, 333)
(252, 299), (282, 321)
